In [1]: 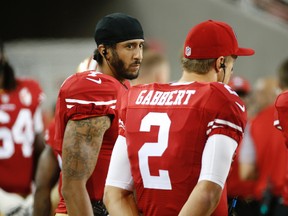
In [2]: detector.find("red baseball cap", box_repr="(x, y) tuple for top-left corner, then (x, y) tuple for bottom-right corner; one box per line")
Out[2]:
(228, 76), (251, 94)
(184, 20), (255, 59)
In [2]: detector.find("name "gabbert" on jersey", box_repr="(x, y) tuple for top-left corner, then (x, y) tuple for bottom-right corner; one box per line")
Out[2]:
(135, 90), (196, 106)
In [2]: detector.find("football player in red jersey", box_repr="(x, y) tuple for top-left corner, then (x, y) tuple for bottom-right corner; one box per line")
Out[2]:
(273, 58), (288, 215)
(0, 39), (45, 215)
(33, 57), (98, 216)
(53, 13), (144, 216)
(104, 20), (254, 216)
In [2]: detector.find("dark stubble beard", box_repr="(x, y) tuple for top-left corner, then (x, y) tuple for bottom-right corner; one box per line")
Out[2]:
(109, 50), (140, 80)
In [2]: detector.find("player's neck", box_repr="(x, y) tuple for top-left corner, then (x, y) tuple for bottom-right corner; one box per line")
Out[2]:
(178, 70), (217, 83)
(100, 63), (128, 89)
(101, 61), (125, 82)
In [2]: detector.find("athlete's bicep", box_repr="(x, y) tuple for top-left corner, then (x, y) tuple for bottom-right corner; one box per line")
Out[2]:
(106, 135), (134, 191)
(62, 116), (111, 180)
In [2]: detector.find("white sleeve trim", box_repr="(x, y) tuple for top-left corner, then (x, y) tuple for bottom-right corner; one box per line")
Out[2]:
(198, 134), (237, 189)
(105, 135), (134, 191)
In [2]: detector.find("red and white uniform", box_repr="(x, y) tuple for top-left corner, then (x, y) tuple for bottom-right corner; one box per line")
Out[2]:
(274, 91), (288, 205)
(44, 118), (56, 150)
(0, 78), (44, 195)
(242, 105), (286, 201)
(54, 70), (130, 213)
(44, 118), (60, 164)
(117, 82), (246, 216)
(274, 91), (288, 147)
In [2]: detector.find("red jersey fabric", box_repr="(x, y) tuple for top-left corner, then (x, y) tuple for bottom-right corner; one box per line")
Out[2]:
(274, 91), (288, 205)
(250, 105), (286, 200)
(0, 78), (44, 195)
(53, 71), (130, 213)
(119, 82), (247, 216)
(275, 91), (288, 147)
(44, 118), (57, 157)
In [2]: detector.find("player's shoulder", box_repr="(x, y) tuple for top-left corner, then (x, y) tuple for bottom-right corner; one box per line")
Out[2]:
(67, 71), (118, 84)
(275, 90), (288, 108)
(131, 82), (174, 91)
(128, 82), (167, 98)
(17, 77), (42, 89)
(16, 77), (44, 102)
(210, 82), (241, 101)
(61, 71), (120, 91)
(207, 82), (246, 114)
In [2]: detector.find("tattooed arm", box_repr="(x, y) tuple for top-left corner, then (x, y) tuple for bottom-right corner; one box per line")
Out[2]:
(61, 116), (111, 216)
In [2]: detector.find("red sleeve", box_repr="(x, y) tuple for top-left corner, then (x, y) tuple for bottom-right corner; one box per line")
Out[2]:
(274, 91), (288, 147)
(45, 118), (56, 147)
(54, 72), (118, 153)
(207, 83), (247, 144)
(44, 118), (59, 157)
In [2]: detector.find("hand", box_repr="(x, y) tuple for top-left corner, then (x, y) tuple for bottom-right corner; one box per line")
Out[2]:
(91, 200), (109, 216)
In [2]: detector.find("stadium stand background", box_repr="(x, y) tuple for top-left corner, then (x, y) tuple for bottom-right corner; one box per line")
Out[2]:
(1, 0), (288, 110)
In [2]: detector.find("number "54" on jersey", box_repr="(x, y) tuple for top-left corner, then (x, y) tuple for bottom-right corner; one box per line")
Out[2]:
(0, 109), (35, 159)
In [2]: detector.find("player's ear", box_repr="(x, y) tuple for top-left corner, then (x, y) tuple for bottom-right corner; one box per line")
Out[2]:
(215, 56), (225, 73)
(98, 45), (107, 58)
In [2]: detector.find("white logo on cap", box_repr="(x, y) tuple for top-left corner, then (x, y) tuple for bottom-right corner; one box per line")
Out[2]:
(185, 46), (191, 56)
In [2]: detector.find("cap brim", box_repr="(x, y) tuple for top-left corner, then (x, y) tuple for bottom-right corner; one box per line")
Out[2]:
(235, 48), (255, 56)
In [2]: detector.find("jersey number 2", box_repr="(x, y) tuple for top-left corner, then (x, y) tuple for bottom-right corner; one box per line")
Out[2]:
(138, 112), (172, 190)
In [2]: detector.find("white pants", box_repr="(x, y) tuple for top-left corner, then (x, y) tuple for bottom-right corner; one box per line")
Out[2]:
(0, 188), (33, 215)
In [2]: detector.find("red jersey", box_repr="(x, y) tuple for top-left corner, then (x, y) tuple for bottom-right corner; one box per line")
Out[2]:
(250, 105), (286, 200)
(0, 78), (44, 195)
(274, 91), (288, 205)
(44, 118), (56, 149)
(54, 71), (130, 213)
(44, 117), (60, 163)
(119, 82), (246, 216)
(274, 91), (288, 147)
(44, 117), (62, 175)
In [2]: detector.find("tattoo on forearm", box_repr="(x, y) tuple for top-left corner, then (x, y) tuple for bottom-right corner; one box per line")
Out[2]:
(62, 116), (111, 180)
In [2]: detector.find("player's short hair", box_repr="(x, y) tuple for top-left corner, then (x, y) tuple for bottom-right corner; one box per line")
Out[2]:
(181, 57), (216, 74)
(0, 40), (17, 90)
(0, 39), (5, 74)
(2, 61), (17, 91)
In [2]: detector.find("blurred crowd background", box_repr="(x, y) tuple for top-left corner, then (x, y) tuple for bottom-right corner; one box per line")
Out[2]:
(1, 0), (288, 118)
